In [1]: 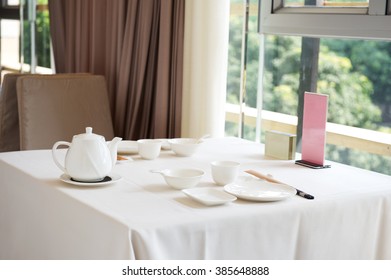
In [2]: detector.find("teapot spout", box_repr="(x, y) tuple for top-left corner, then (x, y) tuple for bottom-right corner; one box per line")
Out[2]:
(108, 137), (122, 167)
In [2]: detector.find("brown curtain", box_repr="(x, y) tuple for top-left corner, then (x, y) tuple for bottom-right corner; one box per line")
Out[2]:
(48, 0), (184, 139)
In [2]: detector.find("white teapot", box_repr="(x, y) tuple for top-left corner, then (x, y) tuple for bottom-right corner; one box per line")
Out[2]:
(52, 127), (122, 182)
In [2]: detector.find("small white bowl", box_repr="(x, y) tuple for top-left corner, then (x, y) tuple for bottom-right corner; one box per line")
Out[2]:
(152, 168), (204, 189)
(137, 139), (162, 160)
(168, 138), (202, 157)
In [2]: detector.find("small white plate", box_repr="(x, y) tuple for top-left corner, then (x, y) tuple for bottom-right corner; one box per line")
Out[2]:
(224, 178), (296, 202)
(117, 140), (138, 154)
(182, 187), (237, 206)
(60, 173), (122, 186)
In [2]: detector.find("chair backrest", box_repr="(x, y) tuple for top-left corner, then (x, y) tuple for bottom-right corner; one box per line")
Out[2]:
(16, 74), (115, 150)
(0, 73), (24, 152)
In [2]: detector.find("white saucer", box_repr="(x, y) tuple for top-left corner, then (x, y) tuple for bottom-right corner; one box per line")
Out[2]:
(60, 173), (122, 186)
(224, 177), (296, 202)
(182, 187), (237, 206)
(117, 140), (138, 154)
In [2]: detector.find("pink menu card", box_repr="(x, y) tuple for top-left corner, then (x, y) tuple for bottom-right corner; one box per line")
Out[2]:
(300, 92), (329, 166)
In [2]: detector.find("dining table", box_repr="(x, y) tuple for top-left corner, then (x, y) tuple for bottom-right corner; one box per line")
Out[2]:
(1, 137), (391, 260)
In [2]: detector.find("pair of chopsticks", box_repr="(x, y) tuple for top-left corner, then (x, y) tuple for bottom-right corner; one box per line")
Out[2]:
(245, 170), (314, 200)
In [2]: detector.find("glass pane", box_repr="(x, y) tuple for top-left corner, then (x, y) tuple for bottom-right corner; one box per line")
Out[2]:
(22, 0), (51, 69)
(263, 34), (391, 175)
(283, 0), (369, 7)
(1, 19), (20, 70)
(226, 0), (244, 138)
(6, 0), (20, 6)
(226, 0), (260, 140)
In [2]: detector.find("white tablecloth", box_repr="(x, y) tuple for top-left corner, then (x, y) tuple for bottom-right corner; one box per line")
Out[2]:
(1, 137), (391, 259)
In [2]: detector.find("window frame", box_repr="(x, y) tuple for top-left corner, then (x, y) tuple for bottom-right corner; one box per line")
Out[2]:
(260, 0), (391, 40)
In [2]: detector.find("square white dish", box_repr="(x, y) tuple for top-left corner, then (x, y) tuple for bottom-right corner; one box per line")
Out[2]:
(182, 187), (237, 206)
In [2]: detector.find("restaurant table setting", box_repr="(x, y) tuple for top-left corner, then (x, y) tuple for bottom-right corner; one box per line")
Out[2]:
(1, 128), (391, 260)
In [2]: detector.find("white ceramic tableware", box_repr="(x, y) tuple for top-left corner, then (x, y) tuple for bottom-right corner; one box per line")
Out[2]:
(60, 173), (122, 186)
(195, 134), (210, 143)
(117, 140), (138, 154)
(182, 187), (237, 206)
(137, 139), (162, 160)
(211, 160), (240, 186)
(151, 168), (204, 189)
(168, 138), (203, 157)
(52, 127), (122, 182)
(224, 176), (296, 202)
(157, 139), (171, 150)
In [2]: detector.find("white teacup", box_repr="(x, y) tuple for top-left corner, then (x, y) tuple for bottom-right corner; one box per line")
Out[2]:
(211, 160), (240, 186)
(137, 139), (162, 160)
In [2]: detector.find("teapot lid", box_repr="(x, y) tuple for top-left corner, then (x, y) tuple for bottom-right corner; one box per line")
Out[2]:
(74, 127), (104, 141)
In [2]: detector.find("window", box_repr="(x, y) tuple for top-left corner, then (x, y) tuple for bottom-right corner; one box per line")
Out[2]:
(283, 0), (369, 7)
(226, 0), (261, 140)
(261, 0), (391, 39)
(0, 0), (52, 78)
(226, 0), (391, 175)
(1, 19), (20, 70)
(275, 0), (370, 13)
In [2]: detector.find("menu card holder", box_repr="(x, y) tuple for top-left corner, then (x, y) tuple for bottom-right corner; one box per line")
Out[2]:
(295, 92), (331, 169)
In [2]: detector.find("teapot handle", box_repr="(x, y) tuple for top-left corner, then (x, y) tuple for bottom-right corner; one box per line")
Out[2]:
(52, 141), (71, 173)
